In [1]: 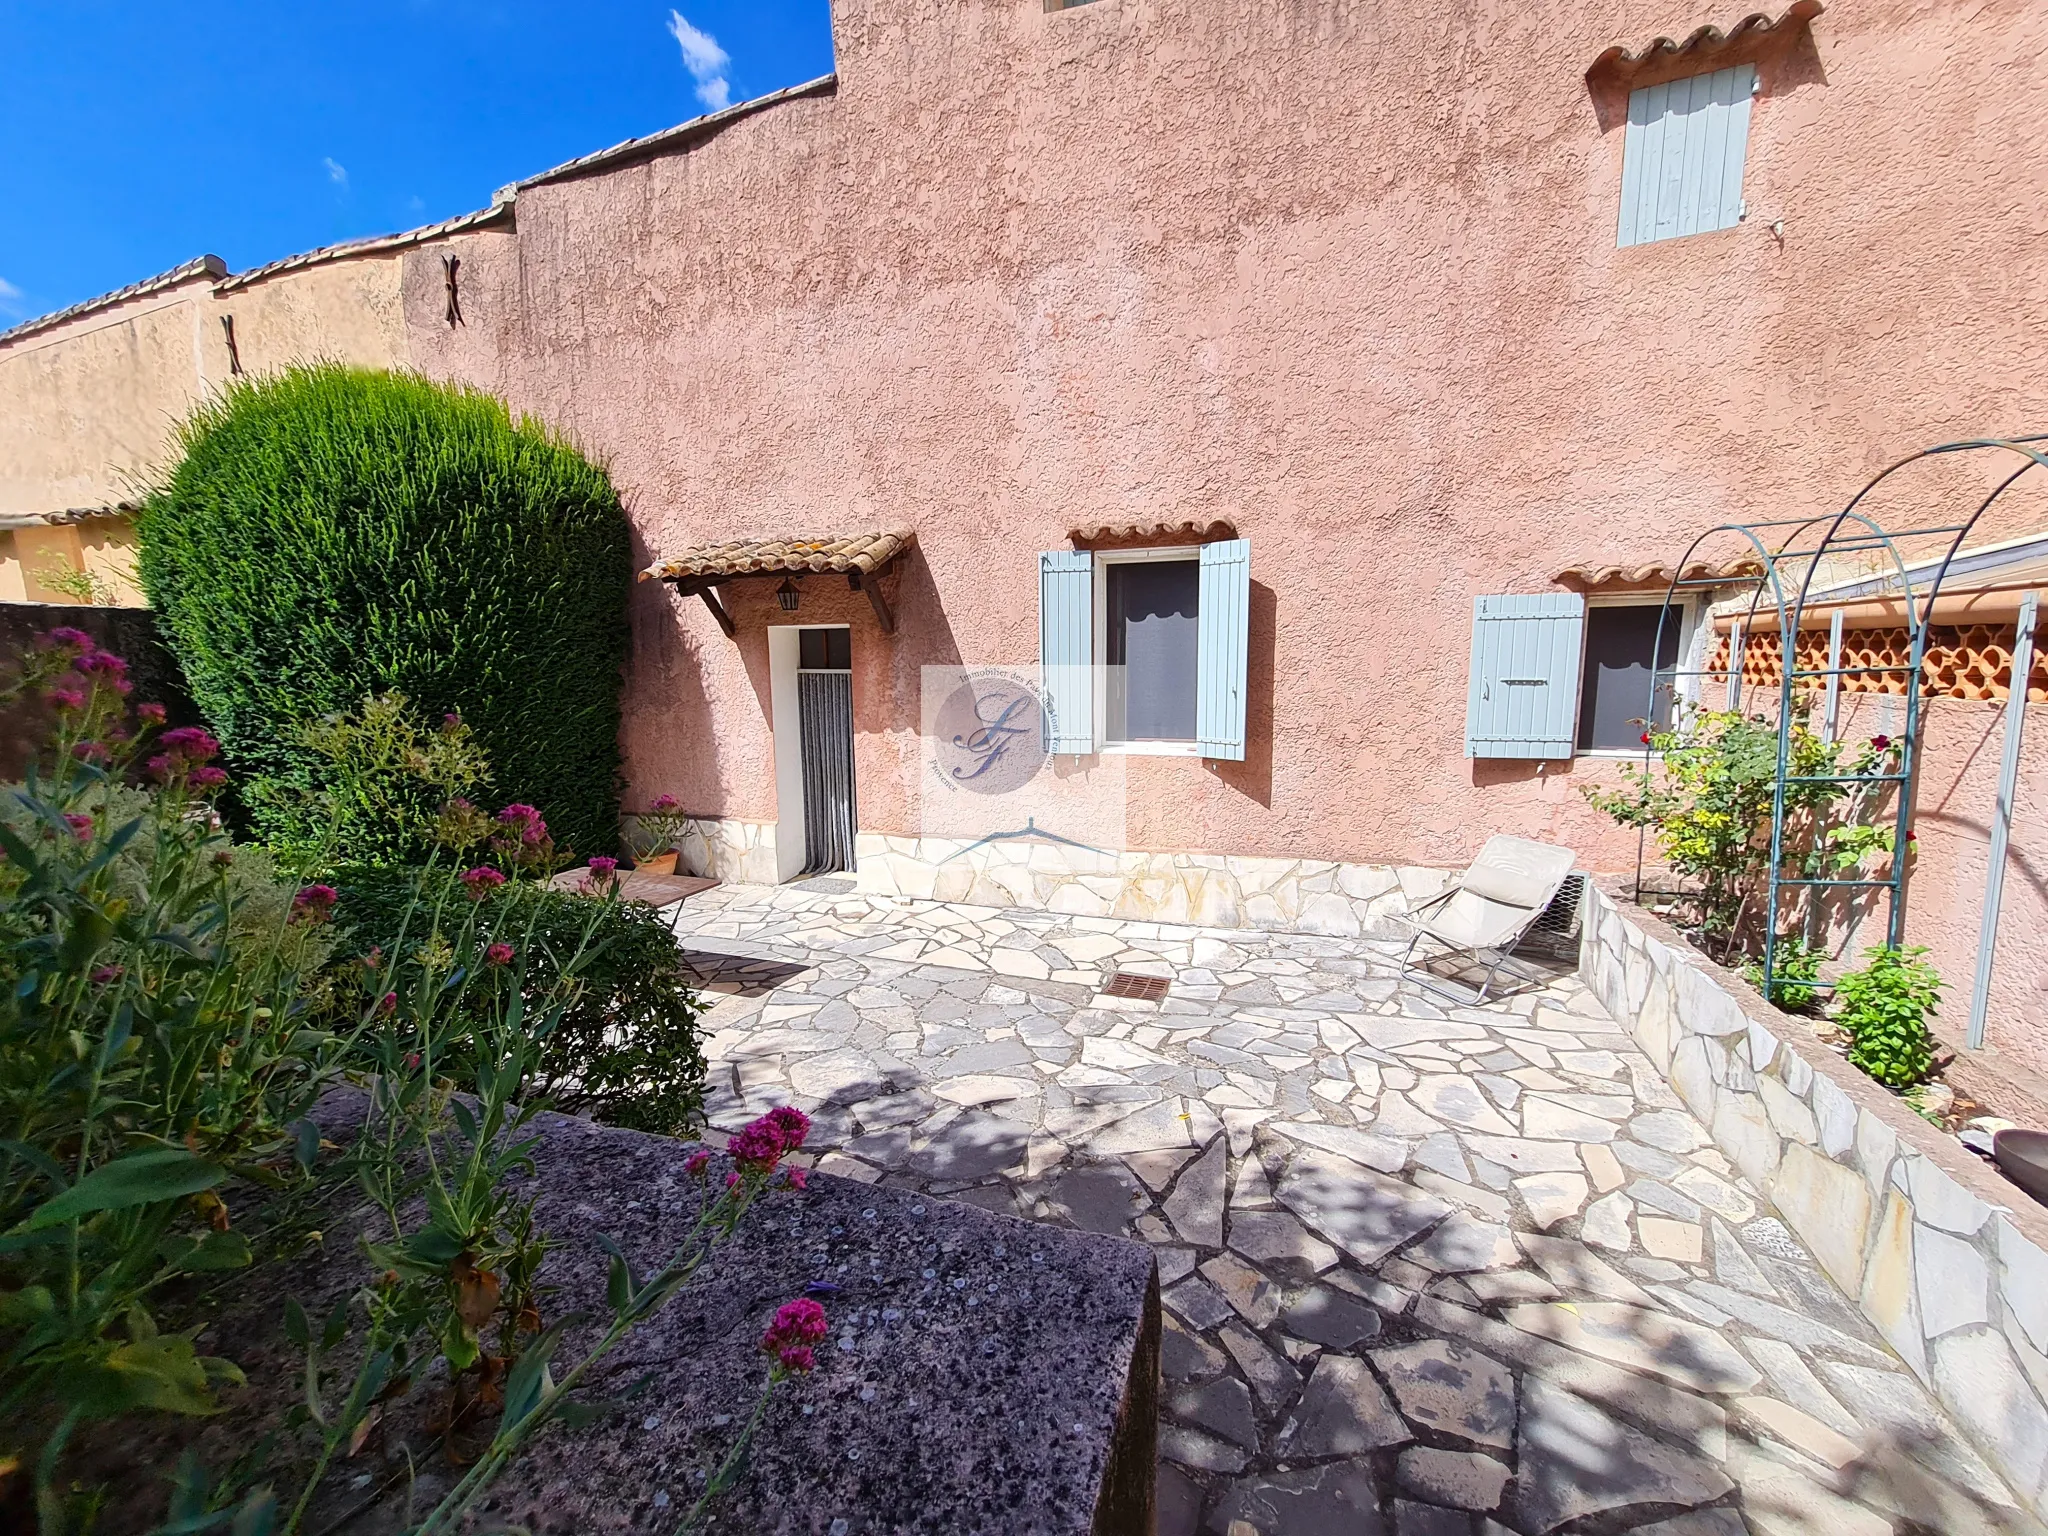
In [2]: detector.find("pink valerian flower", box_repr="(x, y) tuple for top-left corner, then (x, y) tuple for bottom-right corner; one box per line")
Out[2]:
(1870, 734), (1893, 750)
(63, 813), (93, 841)
(759, 1298), (829, 1375)
(75, 651), (131, 694)
(588, 856), (618, 876)
(150, 726), (223, 781)
(459, 865), (506, 898)
(764, 1105), (811, 1151)
(45, 687), (86, 713)
(158, 726), (220, 763)
(494, 804), (548, 846)
(72, 741), (109, 764)
(484, 942), (515, 966)
(376, 992), (398, 1016)
(781, 1166), (808, 1192)
(292, 884), (339, 924)
(650, 793), (681, 812)
(726, 1121), (786, 1172)
(684, 1150), (712, 1178)
(135, 702), (167, 726)
(442, 712), (462, 731)
(187, 765), (228, 791)
(90, 965), (123, 985)
(726, 1105), (813, 1177)
(43, 627), (94, 653)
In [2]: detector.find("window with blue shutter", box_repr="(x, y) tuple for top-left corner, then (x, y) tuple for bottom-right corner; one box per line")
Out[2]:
(1038, 550), (1095, 754)
(1465, 594), (1587, 759)
(1196, 538), (1250, 760)
(1617, 63), (1756, 248)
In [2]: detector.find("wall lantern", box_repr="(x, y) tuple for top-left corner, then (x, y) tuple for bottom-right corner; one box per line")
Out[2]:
(776, 578), (800, 612)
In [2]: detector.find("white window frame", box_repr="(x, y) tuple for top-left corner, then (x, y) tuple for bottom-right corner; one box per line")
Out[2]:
(1092, 545), (1204, 756)
(1575, 593), (1697, 758)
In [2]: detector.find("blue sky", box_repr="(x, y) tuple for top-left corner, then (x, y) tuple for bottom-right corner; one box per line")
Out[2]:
(0, 1), (836, 325)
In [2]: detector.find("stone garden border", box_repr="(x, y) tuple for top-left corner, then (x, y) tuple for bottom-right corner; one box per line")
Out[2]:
(1580, 880), (2048, 1518)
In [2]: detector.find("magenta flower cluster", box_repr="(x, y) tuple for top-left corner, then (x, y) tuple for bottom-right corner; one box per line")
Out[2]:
(292, 884), (339, 924)
(147, 726), (225, 789)
(494, 803), (548, 845)
(650, 793), (681, 812)
(484, 941), (515, 966)
(587, 855), (618, 876)
(758, 1297), (829, 1375)
(459, 865), (506, 898)
(727, 1105), (811, 1175)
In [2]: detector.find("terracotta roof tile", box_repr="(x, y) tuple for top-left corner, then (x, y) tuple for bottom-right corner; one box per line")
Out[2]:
(1068, 519), (1237, 548)
(1588, 1), (1824, 81)
(1554, 555), (1766, 591)
(0, 257), (225, 348)
(640, 530), (913, 583)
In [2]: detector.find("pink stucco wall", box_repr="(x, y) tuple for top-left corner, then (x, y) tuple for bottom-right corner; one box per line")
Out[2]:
(399, 0), (2048, 1055)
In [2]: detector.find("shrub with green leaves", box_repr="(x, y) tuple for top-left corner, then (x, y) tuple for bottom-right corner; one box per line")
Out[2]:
(137, 364), (631, 864)
(1835, 944), (1944, 1089)
(1584, 706), (1897, 957)
(330, 865), (708, 1135)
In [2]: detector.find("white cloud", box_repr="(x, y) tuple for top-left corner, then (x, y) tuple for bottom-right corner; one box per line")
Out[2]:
(323, 156), (349, 188)
(0, 276), (22, 317)
(666, 10), (731, 111)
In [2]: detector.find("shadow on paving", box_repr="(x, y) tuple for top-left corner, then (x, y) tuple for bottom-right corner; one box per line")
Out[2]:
(666, 885), (2043, 1536)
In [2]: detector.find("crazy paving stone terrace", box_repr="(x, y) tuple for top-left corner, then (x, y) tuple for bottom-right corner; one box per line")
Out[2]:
(658, 882), (2041, 1536)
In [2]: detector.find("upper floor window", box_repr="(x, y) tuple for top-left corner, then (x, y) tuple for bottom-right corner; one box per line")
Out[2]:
(1617, 63), (1756, 247)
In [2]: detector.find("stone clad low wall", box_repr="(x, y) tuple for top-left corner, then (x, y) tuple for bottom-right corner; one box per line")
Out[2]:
(853, 830), (1457, 934)
(674, 815), (781, 885)
(1581, 882), (2048, 1517)
(674, 816), (1464, 936)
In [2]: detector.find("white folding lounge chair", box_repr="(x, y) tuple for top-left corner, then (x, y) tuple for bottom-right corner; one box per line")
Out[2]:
(1395, 836), (1577, 1005)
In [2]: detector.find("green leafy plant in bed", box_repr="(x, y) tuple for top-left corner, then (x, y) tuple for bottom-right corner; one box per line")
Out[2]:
(0, 633), (808, 1535)
(1834, 944), (1944, 1090)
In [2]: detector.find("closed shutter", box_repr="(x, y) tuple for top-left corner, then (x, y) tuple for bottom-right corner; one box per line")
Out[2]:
(1617, 63), (1755, 247)
(1196, 538), (1251, 760)
(1465, 593), (1586, 759)
(1039, 550), (1095, 754)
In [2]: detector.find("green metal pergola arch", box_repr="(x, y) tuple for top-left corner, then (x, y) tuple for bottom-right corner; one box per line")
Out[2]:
(1635, 435), (2048, 1007)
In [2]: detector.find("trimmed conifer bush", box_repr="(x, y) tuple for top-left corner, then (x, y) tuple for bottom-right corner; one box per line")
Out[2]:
(137, 365), (630, 862)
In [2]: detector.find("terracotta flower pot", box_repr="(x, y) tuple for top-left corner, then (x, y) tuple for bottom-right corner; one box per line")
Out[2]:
(638, 851), (679, 876)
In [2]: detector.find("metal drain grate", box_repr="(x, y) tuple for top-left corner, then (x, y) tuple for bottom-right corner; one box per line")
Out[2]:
(1101, 971), (1170, 1002)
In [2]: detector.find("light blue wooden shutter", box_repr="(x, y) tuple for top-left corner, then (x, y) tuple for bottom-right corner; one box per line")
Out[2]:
(1196, 538), (1250, 760)
(1617, 63), (1755, 247)
(1039, 550), (1095, 754)
(1464, 594), (1586, 759)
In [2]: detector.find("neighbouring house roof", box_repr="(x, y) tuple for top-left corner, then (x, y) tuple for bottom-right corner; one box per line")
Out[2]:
(213, 201), (515, 293)
(1068, 519), (1238, 548)
(516, 74), (838, 191)
(0, 257), (226, 348)
(1553, 555), (1767, 591)
(0, 502), (141, 532)
(1588, 0), (1824, 83)
(2, 77), (836, 347)
(639, 530), (914, 584)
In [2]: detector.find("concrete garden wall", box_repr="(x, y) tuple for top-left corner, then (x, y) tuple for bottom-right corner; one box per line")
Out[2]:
(1581, 881), (2048, 1516)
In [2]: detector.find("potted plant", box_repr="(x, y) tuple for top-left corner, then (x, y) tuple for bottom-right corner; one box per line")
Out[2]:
(629, 793), (689, 875)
